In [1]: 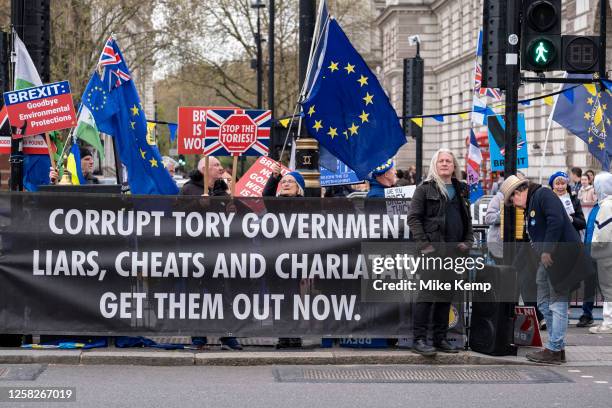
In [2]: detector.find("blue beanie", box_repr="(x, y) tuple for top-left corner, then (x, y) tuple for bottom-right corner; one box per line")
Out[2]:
(286, 171), (306, 191)
(372, 159), (395, 176)
(548, 171), (568, 188)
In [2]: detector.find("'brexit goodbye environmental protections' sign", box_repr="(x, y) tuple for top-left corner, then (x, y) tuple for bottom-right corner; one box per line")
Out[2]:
(3, 80), (77, 137)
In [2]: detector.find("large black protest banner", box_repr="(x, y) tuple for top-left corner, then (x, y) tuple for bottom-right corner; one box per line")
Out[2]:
(0, 193), (465, 340)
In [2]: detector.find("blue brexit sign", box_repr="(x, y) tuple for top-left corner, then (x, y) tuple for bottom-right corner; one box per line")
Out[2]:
(320, 159), (363, 186)
(488, 113), (529, 171)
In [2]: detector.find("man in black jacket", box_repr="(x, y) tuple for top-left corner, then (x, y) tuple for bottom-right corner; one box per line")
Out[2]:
(180, 157), (227, 196)
(501, 175), (593, 364)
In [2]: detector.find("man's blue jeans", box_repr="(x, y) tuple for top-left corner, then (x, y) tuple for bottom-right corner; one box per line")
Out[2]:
(536, 265), (569, 352)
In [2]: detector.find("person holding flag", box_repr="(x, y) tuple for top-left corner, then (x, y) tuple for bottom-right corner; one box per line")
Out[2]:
(48, 143), (99, 185)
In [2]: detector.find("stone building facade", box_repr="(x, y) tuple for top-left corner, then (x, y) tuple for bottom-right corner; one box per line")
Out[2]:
(373, 0), (612, 184)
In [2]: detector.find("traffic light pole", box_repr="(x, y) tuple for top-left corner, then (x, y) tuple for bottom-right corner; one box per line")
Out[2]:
(503, 0), (520, 265)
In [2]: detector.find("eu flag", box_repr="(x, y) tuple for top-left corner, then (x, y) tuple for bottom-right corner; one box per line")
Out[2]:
(82, 37), (179, 195)
(552, 75), (612, 171)
(301, 18), (406, 179)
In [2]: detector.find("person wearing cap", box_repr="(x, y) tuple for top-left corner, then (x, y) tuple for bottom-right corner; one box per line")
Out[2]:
(367, 159), (398, 198)
(407, 148), (473, 356)
(501, 175), (594, 364)
(549, 171), (593, 328)
(548, 171), (586, 234)
(262, 163), (306, 349)
(49, 146), (100, 184)
(263, 163), (306, 197)
(590, 172), (612, 334)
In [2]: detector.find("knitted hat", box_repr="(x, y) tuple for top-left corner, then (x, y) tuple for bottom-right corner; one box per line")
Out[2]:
(79, 147), (93, 159)
(372, 159), (394, 176)
(548, 171), (569, 188)
(285, 171), (306, 191)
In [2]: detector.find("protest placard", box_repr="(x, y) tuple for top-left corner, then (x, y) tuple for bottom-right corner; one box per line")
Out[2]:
(3, 81), (77, 137)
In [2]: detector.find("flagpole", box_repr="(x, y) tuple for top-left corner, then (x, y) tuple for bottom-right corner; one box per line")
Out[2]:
(538, 80), (565, 184)
(8, 26), (24, 192)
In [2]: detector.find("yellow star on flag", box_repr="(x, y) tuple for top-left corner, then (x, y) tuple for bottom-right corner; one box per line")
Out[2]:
(587, 97), (595, 105)
(603, 104), (608, 111)
(357, 75), (368, 87)
(313, 120), (323, 132)
(344, 63), (355, 74)
(363, 92), (374, 105)
(584, 112), (591, 120)
(599, 142), (606, 150)
(130, 121), (136, 129)
(140, 148), (146, 159)
(328, 61), (339, 72)
(149, 158), (158, 167)
(342, 130), (349, 140)
(327, 127), (338, 139)
(348, 122), (359, 136)
(588, 136), (594, 144)
(359, 110), (369, 123)
(131, 104), (139, 116)
(308, 105), (316, 117)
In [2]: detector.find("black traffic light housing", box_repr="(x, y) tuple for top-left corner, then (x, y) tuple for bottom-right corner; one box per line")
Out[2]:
(402, 57), (424, 140)
(482, 0), (507, 89)
(521, 0), (562, 71)
(561, 35), (600, 73)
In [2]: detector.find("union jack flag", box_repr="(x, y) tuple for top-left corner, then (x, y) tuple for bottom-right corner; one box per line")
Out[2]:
(474, 61), (502, 101)
(98, 36), (132, 91)
(204, 109), (271, 156)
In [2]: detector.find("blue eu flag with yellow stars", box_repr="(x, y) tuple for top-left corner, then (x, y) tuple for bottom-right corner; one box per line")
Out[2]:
(301, 18), (406, 179)
(552, 74), (612, 171)
(82, 37), (178, 195)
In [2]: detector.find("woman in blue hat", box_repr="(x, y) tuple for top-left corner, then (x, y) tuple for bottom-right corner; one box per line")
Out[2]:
(263, 163), (306, 197)
(548, 171), (586, 234)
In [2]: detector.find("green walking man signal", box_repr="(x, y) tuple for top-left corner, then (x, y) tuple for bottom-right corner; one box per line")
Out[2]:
(535, 42), (548, 63)
(527, 38), (556, 68)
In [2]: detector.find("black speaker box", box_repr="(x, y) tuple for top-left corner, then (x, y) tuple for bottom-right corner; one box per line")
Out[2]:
(469, 264), (518, 356)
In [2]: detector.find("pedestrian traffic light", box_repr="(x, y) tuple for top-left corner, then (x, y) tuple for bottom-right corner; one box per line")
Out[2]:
(521, 0), (562, 71)
(482, 0), (507, 89)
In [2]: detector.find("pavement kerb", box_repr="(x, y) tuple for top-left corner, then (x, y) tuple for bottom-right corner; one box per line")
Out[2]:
(0, 349), (81, 365)
(0, 348), (540, 366)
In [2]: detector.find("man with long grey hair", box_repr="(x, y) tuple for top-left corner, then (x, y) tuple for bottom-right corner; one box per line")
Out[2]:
(407, 148), (473, 356)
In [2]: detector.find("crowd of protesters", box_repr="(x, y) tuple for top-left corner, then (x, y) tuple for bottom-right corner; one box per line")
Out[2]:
(168, 153), (612, 363)
(36, 143), (612, 363)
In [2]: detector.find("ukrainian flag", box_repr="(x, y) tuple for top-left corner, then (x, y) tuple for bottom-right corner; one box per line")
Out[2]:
(66, 142), (86, 185)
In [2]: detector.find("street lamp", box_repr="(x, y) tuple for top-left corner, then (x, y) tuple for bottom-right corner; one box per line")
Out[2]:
(250, 0), (266, 109)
